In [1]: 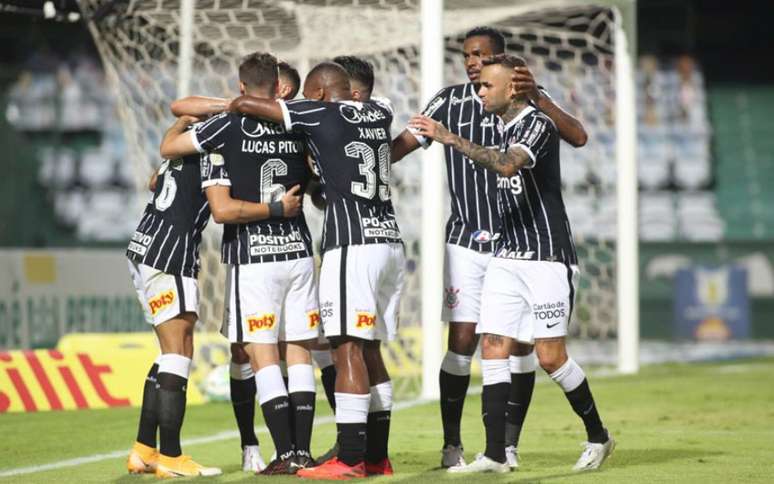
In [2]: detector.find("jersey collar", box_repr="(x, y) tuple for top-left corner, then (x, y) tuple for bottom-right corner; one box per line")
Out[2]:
(501, 105), (536, 131)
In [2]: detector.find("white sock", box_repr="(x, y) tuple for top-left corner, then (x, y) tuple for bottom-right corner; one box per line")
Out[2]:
(255, 364), (288, 405)
(287, 364), (316, 394)
(440, 351), (472, 376)
(311, 350), (334, 369)
(335, 392), (370, 424)
(158, 353), (191, 378)
(230, 362), (254, 380)
(509, 353), (537, 374)
(369, 381), (393, 412)
(481, 358), (510, 386)
(549, 358), (586, 393)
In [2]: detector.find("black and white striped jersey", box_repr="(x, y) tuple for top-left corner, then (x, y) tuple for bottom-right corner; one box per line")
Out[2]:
(494, 105), (577, 265)
(126, 154), (210, 278)
(279, 98), (402, 252)
(193, 112), (314, 264)
(413, 83), (500, 252)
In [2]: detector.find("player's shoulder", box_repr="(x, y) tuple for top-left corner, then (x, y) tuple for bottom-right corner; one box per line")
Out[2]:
(369, 96), (394, 115)
(522, 106), (557, 132)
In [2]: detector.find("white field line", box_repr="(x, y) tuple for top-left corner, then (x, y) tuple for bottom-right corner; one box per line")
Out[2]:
(0, 390), (479, 478)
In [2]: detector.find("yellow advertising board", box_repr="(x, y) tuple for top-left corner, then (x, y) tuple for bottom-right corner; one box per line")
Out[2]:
(1, 328), (432, 413)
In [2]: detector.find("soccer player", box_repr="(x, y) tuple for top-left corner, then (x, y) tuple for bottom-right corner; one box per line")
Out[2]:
(228, 61), (404, 479)
(161, 52), (320, 475)
(410, 53), (615, 473)
(391, 26), (588, 468)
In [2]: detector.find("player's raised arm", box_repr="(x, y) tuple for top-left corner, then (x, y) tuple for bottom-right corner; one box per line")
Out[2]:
(159, 115), (200, 159)
(170, 96), (231, 118)
(228, 95), (284, 125)
(409, 114), (530, 177)
(205, 185), (301, 224)
(512, 66), (588, 147)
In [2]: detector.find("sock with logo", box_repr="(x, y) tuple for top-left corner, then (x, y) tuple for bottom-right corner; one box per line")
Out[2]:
(550, 358), (607, 444)
(256, 365), (294, 458)
(505, 353), (536, 449)
(229, 362), (259, 448)
(335, 392), (370, 466)
(157, 353), (191, 457)
(439, 351), (472, 447)
(366, 381), (392, 463)
(313, 350), (337, 412)
(481, 358), (510, 464)
(288, 364), (316, 457)
(136, 357), (161, 448)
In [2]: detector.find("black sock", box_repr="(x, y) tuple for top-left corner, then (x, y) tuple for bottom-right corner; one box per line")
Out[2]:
(564, 379), (607, 444)
(157, 372), (187, 457)
(282, 377), (297, 449)
(505, 371), (535, 448)
(260, 396), (294, 458)
(320, 365), (337, 412)
(482, 382), (509, 463)
(337, 423), (367, 466)
(439, 370), (470, 447)
(136, 363), (159, 448)
(290, 391), (315, 455)
(365, 411), (391, 463)
(230, 377), (258, 448)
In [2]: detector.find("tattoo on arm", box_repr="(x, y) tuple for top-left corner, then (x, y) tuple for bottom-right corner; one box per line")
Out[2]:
(446, 134), (529, 177)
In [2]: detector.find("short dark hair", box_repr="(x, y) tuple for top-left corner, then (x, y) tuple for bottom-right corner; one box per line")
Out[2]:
(465, 26), (506, 54)
(239, 52), (278, 90)
(332, 55), (374, 93)
(277, 60), (301, 98)
(482, 53), (526, 70)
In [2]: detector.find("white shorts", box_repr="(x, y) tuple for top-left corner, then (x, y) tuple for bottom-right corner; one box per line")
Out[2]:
(441, 244), (493, 323)
(222, 257), (320, 344)
(478, 258), (579, 343)
(127, 260), (199, 326)
(319, 243), (405, 342)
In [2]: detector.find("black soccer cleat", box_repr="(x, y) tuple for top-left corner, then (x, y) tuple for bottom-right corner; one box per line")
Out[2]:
(291, 450), (316, 471)
(259, 451), (297, 475)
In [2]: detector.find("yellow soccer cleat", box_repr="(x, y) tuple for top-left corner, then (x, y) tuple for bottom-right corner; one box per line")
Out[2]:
(155, 454), (222, 478)
(127, 441), (159, 474)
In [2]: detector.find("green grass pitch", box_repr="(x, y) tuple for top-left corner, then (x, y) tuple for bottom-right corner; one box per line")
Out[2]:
(2, 358), (773, 483)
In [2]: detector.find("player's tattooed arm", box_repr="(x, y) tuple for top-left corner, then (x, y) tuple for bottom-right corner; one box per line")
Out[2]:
(206, 185), (302, 224)
(228, 96), (283, 124)
(170, 96), (231, 118)
(160, 115), (200, 159)
(512, 66), (588, 147)
(409, 115), (529, 177)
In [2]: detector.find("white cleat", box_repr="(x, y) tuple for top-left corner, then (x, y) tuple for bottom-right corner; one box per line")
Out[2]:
(447, 453), (510, 474)
(505, 445), (519, 469)
(242, 445), (267, 473)
(573, 434), (616, 471)
(441, 444), (466, 468)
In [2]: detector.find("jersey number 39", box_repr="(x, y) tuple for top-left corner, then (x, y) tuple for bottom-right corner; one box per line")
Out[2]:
(346, 141), (390, 201)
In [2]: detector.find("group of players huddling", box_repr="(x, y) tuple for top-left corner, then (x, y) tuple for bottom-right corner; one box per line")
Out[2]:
(124, 25), (615, 480)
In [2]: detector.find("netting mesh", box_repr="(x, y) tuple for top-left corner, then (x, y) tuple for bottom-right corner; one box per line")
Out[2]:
(78, 0), (619, 396)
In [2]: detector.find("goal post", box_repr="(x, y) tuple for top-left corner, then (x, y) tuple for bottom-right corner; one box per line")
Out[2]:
(78, 0), (639, 402)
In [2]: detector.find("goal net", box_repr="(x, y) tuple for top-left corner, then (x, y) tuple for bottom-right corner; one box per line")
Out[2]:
(78, 0), (633, 398)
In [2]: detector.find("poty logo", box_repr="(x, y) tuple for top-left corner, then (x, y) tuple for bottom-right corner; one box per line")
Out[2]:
(355, 312), (376, 328)
(307, 309), (321, 329)
(339, 103), (386, 124)
(472, 230), (492, 244)
(148, 290), (176, 316)
(247, 313), (276, 332)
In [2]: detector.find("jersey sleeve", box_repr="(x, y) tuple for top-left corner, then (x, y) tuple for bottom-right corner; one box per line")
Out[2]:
(278, 99), (327, 134)
(200, 152), (231, 188)
(191, 112), (232, 153)
(508, 115), (553, 169)
(409, 87), (450, 148)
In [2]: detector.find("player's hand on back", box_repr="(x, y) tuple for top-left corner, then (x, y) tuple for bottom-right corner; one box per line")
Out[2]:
(281, 184), (302, 217)
(409, 115), (452, 145)
(511, 66), (540, 102)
